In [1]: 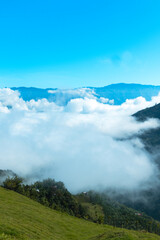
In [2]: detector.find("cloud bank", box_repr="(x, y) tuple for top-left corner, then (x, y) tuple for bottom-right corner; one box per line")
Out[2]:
(0, 88), (160, 193)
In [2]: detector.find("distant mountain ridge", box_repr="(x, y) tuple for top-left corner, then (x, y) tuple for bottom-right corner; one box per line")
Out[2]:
(94, 83), (160, 104)
(11, 83), (160, 105)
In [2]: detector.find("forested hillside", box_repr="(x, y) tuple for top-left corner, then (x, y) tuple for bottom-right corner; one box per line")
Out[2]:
(109, 104), (160, 223)
(133, 103), (160, 151)
(1, 171), (160, 235)
(0, 187), (160, 240)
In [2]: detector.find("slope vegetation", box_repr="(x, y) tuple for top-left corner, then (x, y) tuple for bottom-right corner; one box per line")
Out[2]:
(133, 103), (160, 150)
(0, 187), (160, 240)
(3, 174), (160, 233)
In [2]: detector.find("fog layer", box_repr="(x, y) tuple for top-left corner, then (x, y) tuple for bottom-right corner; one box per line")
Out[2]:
(0, 88), (160, 192)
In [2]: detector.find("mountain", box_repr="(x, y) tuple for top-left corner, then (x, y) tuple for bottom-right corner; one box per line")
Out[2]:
(0, 186), (160, 240)
(133, 102), (160, 122)
(12, 83), (160, 105)
(133, 103), (160, 151)
(94, 83), (160, 105)
(110, 104), (160, 222)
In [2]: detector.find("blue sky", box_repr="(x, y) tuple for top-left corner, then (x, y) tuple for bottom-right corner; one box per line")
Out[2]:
(1, 0), (160, 88)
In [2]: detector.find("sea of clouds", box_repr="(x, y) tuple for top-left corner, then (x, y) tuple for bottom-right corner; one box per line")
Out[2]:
(0, 88), (160, 193)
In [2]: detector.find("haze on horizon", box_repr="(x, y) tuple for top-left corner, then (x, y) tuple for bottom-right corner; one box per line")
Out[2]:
(1, 0), (160, 88)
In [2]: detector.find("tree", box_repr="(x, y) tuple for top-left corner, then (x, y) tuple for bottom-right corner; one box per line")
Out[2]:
(3, 176), (23, 193)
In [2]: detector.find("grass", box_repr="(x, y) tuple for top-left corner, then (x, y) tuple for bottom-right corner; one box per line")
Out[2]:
(80, 202), (104, 221)
(75, 193), (104, 222)
(0, 187), (160, 240)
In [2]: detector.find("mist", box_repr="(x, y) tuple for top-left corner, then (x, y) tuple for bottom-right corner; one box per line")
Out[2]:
(0, 88), (160, 193)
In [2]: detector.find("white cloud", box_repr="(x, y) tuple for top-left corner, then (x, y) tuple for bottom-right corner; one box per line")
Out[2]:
(0, 88), (159, 192)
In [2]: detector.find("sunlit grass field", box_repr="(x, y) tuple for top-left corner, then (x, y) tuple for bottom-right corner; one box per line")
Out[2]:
(0, 187), (160, 240)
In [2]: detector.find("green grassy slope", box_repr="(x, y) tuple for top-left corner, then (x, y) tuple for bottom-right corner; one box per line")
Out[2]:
(0, 187), (160, 240)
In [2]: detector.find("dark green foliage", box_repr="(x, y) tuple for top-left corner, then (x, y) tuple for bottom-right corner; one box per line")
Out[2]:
(2, 170), (160, 235)
(127, 103), (160, 223)
(30, 178), (85, 217)
(3, 176), (23, 193)
(76, 191), (160, 235)
(1, 187), (160, 240)
(2, 175), (86, 219)
(133, 103), (160, 151)
(115, 189), (160, 224)
(133, 103), (160, 122)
